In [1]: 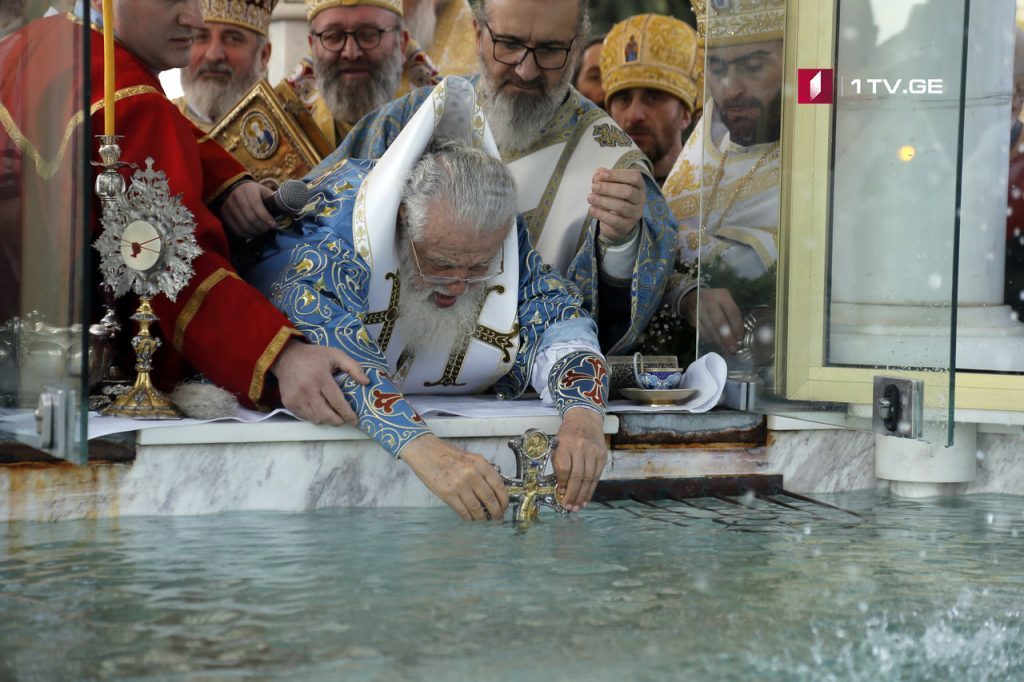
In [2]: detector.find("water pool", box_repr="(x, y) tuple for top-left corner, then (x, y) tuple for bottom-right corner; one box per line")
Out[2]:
(1, 492), (1022, 681)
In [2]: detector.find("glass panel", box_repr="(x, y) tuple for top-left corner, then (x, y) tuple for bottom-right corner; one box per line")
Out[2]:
(687, 0), (996, 444)
(0, 2), (91, 462)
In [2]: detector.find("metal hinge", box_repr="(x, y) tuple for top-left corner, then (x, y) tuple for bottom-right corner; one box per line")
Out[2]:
(872, 376), (923, 440)
(28, 386), (83, 464)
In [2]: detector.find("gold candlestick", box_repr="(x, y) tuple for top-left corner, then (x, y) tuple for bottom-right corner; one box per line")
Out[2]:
(101, 297), (180, 419)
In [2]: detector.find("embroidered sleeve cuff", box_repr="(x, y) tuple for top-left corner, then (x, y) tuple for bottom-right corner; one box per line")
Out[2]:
(547, 350), (610, 416)
(337, 367), (431, 458)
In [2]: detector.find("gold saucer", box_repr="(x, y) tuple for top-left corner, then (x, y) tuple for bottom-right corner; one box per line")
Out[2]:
(620, 387), (699, 406)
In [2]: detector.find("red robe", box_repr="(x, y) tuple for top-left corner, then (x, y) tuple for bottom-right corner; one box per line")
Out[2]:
(0, 13), (302, 407)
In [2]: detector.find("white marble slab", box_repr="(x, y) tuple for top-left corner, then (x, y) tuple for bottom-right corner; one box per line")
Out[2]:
(964, 434), (1024, 495)
(764, 430), (883, 494)
(7, 419), (1024, 523)
(135, 414), (618, 445)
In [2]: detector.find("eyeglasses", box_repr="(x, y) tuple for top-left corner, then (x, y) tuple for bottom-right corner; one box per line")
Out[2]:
(408, 239), (504, 285)
(482, 22), (575, 71)
(311, 26), (399, 52)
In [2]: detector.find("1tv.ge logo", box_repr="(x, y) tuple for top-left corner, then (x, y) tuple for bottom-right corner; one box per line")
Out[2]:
(798, 68), (834, 104)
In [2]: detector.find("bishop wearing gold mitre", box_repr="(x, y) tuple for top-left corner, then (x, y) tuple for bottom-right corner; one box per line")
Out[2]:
(174, 0), (278, 132)
(277, 0), (441, 149)
(661, 0), (785, 359)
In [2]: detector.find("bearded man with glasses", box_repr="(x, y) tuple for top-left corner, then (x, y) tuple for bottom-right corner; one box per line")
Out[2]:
(278, 0), (438, 149)
(327, 0), (676, 355)
(242, 78), (610, 520)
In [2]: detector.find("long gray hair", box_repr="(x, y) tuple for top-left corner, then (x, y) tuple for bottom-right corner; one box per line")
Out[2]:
(400, 137), (518, 241)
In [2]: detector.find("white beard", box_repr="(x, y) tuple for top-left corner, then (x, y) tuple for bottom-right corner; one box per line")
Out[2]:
(396, 245), (487, 356)
(180, 60), (264, 123)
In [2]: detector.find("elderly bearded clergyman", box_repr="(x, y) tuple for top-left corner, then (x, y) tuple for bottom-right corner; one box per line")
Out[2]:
(241, 78), (610, 521)
(325, 0), (677, 355)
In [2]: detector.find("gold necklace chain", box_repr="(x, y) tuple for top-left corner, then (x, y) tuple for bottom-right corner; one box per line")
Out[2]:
(702, 141), (781, 235)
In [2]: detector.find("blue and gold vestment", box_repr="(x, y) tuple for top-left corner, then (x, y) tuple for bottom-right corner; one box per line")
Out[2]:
(241, 157), (609, 457)
(324, 78), (677, 354)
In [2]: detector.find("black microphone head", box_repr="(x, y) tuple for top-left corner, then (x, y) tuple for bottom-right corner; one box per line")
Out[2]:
(277, 179), (309, 213)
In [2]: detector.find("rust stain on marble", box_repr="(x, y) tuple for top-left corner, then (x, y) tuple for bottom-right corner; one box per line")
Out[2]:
(2, 462), (124, 522)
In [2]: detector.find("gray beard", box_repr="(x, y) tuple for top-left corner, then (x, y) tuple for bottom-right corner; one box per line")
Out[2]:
(180, 61), (264, 123)
(479, 65), (572, 155)
(314, 49), (403, 125)
(396, 245), (487, 357)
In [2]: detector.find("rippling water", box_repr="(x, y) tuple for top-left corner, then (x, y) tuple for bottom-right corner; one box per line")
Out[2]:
(1, 492), (1023, 681)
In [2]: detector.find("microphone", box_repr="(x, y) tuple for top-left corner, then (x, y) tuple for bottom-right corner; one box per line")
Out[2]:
(262, 179), (310, 219)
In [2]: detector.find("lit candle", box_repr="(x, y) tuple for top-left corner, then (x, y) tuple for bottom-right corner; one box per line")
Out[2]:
(102, 0), (115, 136)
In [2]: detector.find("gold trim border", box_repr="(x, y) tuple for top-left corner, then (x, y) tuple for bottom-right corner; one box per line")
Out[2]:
(173, 268), (241, 352)
(0, 85), (159, 181)
(249, 327), (305, 403)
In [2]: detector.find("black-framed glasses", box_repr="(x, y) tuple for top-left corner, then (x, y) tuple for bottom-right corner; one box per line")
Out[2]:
(482, 22), (575, 71)
(311, 26), (399, 52)
(408, 239), (504, 285)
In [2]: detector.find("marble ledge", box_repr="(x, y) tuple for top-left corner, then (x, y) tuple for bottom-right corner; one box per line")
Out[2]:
(0, 437), (766, 522)
(135, 414), (621, 446)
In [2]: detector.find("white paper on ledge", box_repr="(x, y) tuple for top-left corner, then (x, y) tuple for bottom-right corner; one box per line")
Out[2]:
(83, 395), (562, 440)
(87, 407), (292, 440)
(82, 355), (727, 439)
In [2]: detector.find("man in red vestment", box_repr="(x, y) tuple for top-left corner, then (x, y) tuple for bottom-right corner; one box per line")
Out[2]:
(0, 0), (368, 424)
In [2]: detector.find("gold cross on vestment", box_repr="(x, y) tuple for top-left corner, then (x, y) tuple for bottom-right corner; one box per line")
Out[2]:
(363, 272), (400, 352)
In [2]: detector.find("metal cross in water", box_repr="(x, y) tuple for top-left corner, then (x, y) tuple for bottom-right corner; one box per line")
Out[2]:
(497, 429), (568, 521)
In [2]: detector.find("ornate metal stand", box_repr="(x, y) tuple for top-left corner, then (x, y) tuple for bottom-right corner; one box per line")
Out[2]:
(498, 429), (569, 521)
(93, 135), (127, 206)
(92, 135), (200, 420)
(100, 297), (180, 419)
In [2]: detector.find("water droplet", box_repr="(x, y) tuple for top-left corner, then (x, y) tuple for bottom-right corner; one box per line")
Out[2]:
(987, 513), (995, 524)
(928, 273), (943, 290)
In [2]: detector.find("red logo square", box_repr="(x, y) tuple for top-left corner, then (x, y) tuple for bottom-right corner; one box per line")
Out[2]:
(798, 68), (834, 104)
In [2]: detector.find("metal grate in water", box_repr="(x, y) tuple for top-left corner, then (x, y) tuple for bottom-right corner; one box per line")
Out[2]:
(596, 490), (864, 533)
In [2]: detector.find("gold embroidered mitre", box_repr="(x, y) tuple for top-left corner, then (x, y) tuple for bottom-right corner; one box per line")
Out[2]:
(305, 0), (403, 22)
(201, 0), (279, 36)
(600, 14), (700, 111)
(690, 0), (785, 46)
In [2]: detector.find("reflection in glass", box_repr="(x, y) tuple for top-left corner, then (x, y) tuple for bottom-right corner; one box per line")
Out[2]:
(0, 0), (89, 457)
(830, 0), (1024, 373)
(660, 0), (786, 385)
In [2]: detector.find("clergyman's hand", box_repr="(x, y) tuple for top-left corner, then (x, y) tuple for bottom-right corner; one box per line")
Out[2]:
(552, 407), (607, 512)
(401, 435), (509, 521)
(589, 167), (645, 241)
(270, 339), (369, 426)
(679, 288), (743, 355)
(220, 180), (276, 239)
